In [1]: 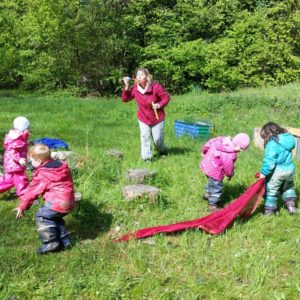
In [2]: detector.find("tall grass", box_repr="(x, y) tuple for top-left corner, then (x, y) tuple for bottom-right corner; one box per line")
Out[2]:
(0, 82), (300, 299)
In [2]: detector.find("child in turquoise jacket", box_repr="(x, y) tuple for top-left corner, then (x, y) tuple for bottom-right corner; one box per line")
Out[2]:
(258, 122), (297, 215)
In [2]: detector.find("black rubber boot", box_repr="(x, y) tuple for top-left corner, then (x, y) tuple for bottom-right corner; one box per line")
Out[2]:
(37, 241), (62, 255)
(61, 235), (71, 249)
(36, 217), (61, 255)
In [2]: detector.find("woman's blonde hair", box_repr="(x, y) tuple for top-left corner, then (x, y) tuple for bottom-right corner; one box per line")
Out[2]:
(29, 144), (51, 162)
(135, 68), (153, 84)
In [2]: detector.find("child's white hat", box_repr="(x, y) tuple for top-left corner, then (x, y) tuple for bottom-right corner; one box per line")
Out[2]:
(13, 116), (30, 132)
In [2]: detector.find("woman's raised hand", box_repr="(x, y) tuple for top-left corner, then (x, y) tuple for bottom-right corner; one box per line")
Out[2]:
(123, 76), (131, 90)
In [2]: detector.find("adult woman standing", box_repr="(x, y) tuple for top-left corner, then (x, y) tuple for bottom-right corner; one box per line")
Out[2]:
(121, 68), (170, 161)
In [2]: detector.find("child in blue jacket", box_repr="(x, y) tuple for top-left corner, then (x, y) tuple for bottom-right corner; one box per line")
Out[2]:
(258, 122), (297, 215)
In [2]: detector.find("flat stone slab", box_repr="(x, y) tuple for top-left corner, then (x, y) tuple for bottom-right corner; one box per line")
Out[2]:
(105, 149), (124, 159)
(125, 169), (157, 184)
(123, 184), (161, 202)
(50, 151), (82, 170)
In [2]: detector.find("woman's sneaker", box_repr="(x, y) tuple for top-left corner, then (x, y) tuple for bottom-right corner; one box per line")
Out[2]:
(285, 199), (297, 215)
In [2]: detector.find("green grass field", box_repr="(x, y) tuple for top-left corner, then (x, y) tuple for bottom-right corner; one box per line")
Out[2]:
(1, 83), (300, 299)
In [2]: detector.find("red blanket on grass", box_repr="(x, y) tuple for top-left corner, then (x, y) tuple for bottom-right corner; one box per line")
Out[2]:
(114, 179), (265, 242)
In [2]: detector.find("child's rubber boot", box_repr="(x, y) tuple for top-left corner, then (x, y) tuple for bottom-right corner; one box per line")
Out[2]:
(208, 204), (220, 213)
(61, 237), (72, 250)
(285, 199), (297, 215)
(264, 206), (276, 216)
(202, 192), (210, 201)
(37, 241), (62, 255)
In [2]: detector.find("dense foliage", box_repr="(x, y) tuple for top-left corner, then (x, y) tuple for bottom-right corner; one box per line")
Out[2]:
(0, 0), (299, 93)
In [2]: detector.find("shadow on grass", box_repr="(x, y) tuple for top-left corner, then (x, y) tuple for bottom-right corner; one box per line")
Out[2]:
(69, 199), (113, 242)
(154, 194), (171, 210)
(0, 192), (18, 202)
(151, 146), (192, 161)
(167, 146), (192, 156)
(221, 181), (270, 220)
(220, 183), (248, 207)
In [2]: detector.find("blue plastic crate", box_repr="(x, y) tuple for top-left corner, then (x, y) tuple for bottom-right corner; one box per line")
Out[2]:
(174, 120), (214, 139)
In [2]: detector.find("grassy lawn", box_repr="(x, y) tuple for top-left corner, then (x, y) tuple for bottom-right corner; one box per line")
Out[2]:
(0, 83), (300, 299)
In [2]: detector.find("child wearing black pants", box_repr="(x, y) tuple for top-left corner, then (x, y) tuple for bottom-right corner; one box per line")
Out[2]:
(14, 144), (75, 254)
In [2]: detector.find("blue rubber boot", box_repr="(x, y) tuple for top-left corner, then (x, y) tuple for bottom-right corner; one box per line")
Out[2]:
(37, 241), (62, 255)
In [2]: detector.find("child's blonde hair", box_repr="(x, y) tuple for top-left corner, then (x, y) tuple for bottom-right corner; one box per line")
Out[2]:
(29, 144), (51, 162)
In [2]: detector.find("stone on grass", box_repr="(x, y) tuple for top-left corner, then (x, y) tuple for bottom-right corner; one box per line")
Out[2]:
(105, 149), (124, 159)
(143, 238), (156, 245)
(125, 169), (157, 184)
(123, 184), (161, 202)
(51, 150), (83, 170)
(51, 151), (74, 161)
(74, 192), (82, 202)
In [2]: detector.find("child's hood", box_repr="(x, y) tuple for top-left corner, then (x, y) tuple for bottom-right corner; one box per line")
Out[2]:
(36, 160), (71, 182)
(215, 136), (236, 153)
(276, 133), (295, 151)
(5, 130), (28, 148)
(7, 129), (25, 140)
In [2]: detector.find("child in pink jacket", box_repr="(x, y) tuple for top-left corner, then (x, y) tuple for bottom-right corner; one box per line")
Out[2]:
(0, 116), (30, 197)
(200, 133), (250, 212)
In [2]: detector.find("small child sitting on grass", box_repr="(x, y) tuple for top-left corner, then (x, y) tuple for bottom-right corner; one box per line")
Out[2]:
(258, 122), (297, 215)
(14, 144), (76, 254)
(200, 133), (250, 212)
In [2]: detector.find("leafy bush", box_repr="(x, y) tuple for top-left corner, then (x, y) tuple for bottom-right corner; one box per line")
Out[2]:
(0, 0), (299, 93)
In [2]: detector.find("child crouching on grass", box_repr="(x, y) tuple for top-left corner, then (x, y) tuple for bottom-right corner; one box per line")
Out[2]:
(200, 133), (250, 212)
(258, 122), (297, 215)
(14, 144), (76, 254)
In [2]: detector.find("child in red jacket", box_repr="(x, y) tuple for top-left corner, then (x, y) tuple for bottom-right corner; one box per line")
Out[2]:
(14, 144), (76, 254)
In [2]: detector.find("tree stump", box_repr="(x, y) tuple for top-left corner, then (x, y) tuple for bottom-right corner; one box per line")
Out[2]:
(125, 169), (157, 184)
